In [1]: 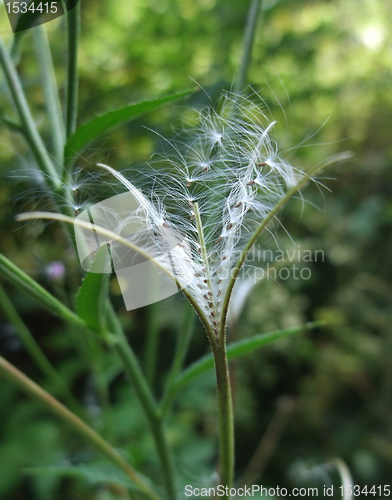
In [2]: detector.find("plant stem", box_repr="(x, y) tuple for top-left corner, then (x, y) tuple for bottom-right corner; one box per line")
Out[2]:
(0, 252), (86, 328)
(234, 0), (262, 95)
(167, 322), (324, 399)
(107, 307), (178, 500)
(0, 355), (161, 500)
(66, 1), (80, 139)
(33, 25), (65, 165)
(0, 282), (85, 416)
(0, 34), (61, 190)
(213, 342), (234, 494)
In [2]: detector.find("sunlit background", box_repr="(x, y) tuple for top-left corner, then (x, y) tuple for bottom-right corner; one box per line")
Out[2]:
(0, 0), (391, 498)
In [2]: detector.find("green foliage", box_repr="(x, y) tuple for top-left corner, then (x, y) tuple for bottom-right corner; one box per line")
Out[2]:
(0, 0), (391, 498)
(64, 89), (195, 163)
(76, 244), (110, 335)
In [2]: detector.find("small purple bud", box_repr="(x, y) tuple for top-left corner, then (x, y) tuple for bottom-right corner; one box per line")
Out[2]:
(46, 261), (65, 280)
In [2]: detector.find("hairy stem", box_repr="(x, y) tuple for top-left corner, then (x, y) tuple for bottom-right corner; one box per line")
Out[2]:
(167, 322), (324, 398)
(66, 1), (81, 139)
(0, 355), (161, 500)
(213, 342), (234, 494)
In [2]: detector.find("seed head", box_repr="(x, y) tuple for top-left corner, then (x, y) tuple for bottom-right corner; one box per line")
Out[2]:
(96, 93), (304, 332)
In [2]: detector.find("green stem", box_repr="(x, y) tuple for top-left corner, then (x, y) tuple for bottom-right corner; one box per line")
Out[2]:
(0, 34), (61, 190)
(66, 1), (80, 139)
(33, 25), (65, 165)
(0, 252), (86, 328)
(0, 253), (112, 412)
(168, 322), (324, 398)
(213, 342), (234, 494)
(0, 355), (161, 500)
(234, 0), (262, 95)
(0, 282), (85, 417)
(107, 307), (178, 500)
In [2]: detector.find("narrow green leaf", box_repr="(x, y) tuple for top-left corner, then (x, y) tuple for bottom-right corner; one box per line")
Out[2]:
(64, 89), (195, 161)
(76, 245), (111, 334)
(172, 322), (325, 394)
(0, 252), (85, 328)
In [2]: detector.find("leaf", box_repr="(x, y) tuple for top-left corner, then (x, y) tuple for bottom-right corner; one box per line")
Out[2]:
(24, 463), (135, 490)
(64, 89), (195, 161)
(76, 244), (111, 334)
(172, 321), (325, 393)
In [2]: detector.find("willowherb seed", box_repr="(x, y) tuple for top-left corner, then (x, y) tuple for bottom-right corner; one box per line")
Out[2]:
(93, 93), (304, 333)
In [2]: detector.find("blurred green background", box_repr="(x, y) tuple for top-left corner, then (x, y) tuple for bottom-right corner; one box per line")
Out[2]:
(0, 0), (391, 498)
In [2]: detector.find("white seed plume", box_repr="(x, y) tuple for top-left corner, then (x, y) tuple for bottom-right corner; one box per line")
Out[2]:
(97, 94), (304, 333)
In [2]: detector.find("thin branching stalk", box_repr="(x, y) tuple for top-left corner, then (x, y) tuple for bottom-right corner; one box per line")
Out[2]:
(234, 0), (262, 95)
(0, 34), (61, 190)
(16, 211), (213, 334)
(0, 282), (86, 417)
(219, 151), (353, 337)
(33, 25), (65, 164)
(65, 1), (81, 139)
(0, 355), (161, 500)
(0, 252), (86, 328)
(107, 307), (179, 500)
